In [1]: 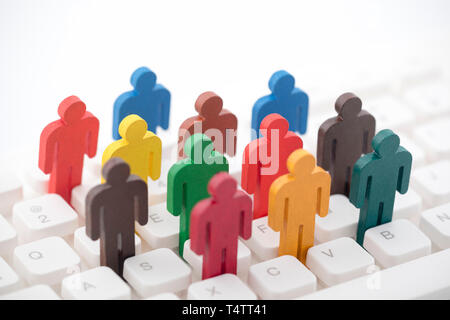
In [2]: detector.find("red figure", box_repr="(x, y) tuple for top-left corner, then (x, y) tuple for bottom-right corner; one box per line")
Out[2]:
(190, 172), (252, 280)
(242, 114), (302, 219)
(39, 96), (99, 203)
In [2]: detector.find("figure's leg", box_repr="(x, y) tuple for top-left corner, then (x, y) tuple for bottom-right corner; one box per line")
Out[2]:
(299, 222), (315, 264)
(70, 160), (84, 190)
(49, 164), (71, 203)
(380, 194), (395, 225)
(119, 231), (136, 277)
(223, 240), (238, 275)
(278, 219), (300, 258)
(202, 244), (223, 280)
(330, 162), (349, 196)
(178, 210), (189, 257)
(357, 199), (381, 246)
(100, 233), (120, 275)
(253, 183), (269, 219)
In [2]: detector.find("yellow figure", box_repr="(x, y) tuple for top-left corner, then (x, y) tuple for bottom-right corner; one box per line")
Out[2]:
(268, 149), (330, 263)
(102, 114), (162, 184)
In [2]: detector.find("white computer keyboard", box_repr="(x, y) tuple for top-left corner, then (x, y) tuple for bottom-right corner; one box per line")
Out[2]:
(0, 62), (450, 300)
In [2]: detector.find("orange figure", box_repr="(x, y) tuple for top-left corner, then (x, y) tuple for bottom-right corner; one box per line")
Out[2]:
(268, 149), (330, 263)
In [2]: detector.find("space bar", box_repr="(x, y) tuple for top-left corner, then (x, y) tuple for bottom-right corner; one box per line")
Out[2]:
(300, 249), (450, 300)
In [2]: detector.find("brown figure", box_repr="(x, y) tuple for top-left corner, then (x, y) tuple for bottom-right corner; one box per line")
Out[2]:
(177, 91), (237, 159)
(317, 93), (376, 196)
(85, 158), (148, 276)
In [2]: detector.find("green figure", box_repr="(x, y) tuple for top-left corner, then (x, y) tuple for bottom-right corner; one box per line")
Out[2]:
(349, 129), (412, 246)
(167, 133), (229, 256)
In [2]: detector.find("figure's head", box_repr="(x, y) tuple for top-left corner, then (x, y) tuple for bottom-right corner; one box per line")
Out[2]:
(269, 70), (295, 98)
(287, 149), (316, 177)
(184, 133), (214, 163)
(195, 92), (223, 119)
(208, 172), (237, 202)
(102, 157), (130, 186)
(131, 67), (156, 93)
(372, 129), (400, 158)
(58, 96), (86, 125)
(260, 113), (289, 139)
(335, 92), (362, 119)
(119, 114), (148, 143)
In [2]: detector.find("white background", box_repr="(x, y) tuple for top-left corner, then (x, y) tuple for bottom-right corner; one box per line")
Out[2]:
(1, 0), (450, 158)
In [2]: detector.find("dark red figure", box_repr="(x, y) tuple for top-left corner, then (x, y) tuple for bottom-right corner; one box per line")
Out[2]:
(190, 172), (252, 280)
(39, 96), (99, 203)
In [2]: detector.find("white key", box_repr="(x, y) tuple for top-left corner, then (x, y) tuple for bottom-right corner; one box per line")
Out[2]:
(0, 172), (22, 216)
(61, 266), (131, 300)
(14, 236), (80, 285)
(306, 237), (374, 287)
(363, 219), (431, 268)
(0, 215), (17, 256)
(301, 249), (450, 299)
(187, 273), (257, 300)
(144, 292), (180, 300)
(71, 181), (97, 218)
(248, 255), (316, 299)
(413, 160), (450, 207)
(0, 256), (21, 294)
(404, 82), (450, 118)
(0, 284), (60, 300)
(315, 195), (359, 243)
(135, 203), (179, 249)
(420, 203), (450, 249)
(74, 227), (141, 268)
(123, 248), (191, 298)
(183, 239), (251, 280)
(397, 135), (426, 168)
(241, 216), (279, 261)
(393, 188), (422, 220)
(147, 147), (177, 205)
(13, 194), (78, 242)
(414, 117), (450, 161)
(23, 165), (48, 195)
(365, 95), (416, 131)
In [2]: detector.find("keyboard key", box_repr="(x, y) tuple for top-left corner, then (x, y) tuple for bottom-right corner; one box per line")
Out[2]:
(306, 237), (374, 286)
(74, 227), (141, 268)
(123, 248), (191, 298)
(365, 95), (415, 131)
(420, 203), (450, 249)
(413, 160), (450, 207)
(0, 256), (21, 294)
(393, 188), (422, 220)
(414, 117), (450, 161)
(71, 181), (97, 218)
(363, 219), (431, 268)
(14, 236), (80, 285)
(61, 266), (131, 300)
(183, 239), (251, 280)
(0, 215), (17, 256)
(145, 292), (180, 300)
(301, 249), (450, 299)
(135, 203), (179, 249)
(0, 172), (22, 216)
(147, 146), (177, 205)
(13, 194), (78, 242)
(404, 83), (450, 118)
(23, 165), (48, 195)
(241, 216), (279, 261)
(0, 284), (60, 300)
(315, 195), (359, 243)
(187, 273), (257, 300)
(248, 255), (316, 299)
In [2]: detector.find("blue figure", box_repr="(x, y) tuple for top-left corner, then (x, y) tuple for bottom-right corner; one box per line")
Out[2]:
(112, 67), (171, 140)
(251, 70), (309, 139)
(349, 129), (413, 246)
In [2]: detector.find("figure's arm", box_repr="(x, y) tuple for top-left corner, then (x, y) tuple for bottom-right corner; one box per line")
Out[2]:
(85, 185), (107, 241)
(156, 86), (171, 130)
(396, 147), (413, 194)
(237, 192), (253, 240)
(349, 155), (373, 208)
(316, 119), (335, 170)
(83, 112), (100, 158)
(295, 89), (309, 134)
(147, 133), (162, 181)
(268, 176), (289, 232)
(241, 143), (258, 195)
(314, 169), (331, 218)
(166, 163), (185, 216)
(359, 111), (376, 153)
(38, 122), (60, 174)
(190, 199), (211, 255)
(128, 176), (149, 225)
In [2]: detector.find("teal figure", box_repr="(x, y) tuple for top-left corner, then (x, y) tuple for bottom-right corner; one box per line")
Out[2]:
(349, 129), (412, 245)
(167, 133), (229, 257)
